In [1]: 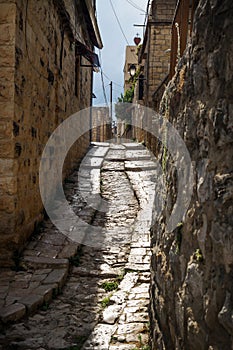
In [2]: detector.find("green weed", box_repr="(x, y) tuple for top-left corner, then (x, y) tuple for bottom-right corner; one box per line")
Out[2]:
(131, 334), (151, 350)
(194, 248), (204, 262)
(101, 294), (112, 308)
(101, 281), (118, 292)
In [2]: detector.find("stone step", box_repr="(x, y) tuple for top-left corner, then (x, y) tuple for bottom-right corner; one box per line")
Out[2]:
(125, 160), (158, 171)
(22, 256), (69, 269)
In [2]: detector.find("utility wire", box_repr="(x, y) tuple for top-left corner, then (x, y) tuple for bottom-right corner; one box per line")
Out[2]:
(109, 0), (140, 65)
(144, 0), (151, 26)
(100, 69), (108, 105)
(125, 0), (147, 13)
(99, 50), (109, 105)
(102, 71), (124, 88)
(113, 88), (124, 94)
(143, 0), (151, 36)
(94, 85), (111, 94)
(109, 0), (130, 46)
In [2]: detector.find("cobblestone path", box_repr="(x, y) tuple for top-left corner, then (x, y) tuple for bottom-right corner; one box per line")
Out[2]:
(0, 142), (156, 350)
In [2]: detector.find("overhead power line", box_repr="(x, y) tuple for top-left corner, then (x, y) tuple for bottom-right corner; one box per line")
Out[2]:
(109, 0), (130, 46)
(113, 88), (124, 95)
(100, 68), (109, 105)
(109, 0), (139, 64)
(125, 0), (147, 13)
(99, 50), (109, 105)
(102, 71), (124, 88)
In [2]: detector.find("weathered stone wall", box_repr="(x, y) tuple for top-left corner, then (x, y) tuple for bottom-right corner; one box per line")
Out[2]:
(150, 0), (233, 349)
(132, 0), (176, 147)
(0, 0), (18, 264)
(0, 0), (93, 265)
(92, 107), (112, 142)
(144, 0), (176, 108)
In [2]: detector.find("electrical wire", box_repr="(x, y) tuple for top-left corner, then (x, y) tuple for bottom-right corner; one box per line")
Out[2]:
(125, 0), (147, 13)
(143, 0), (151, 36)
(100, 69), (109, 105)
(109, 0), (140, 65)
(102, 71), (124, 88)
(109, 0), (130, 46)
(99, 50), (109, 105)
(94, 83), (111, 92)
(113, 88), (124, 95)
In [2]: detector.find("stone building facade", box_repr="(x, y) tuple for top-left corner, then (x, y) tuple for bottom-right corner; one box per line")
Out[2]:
(138, 0), (176, 109)
(123, 45), (138, 92)
(132, 0), (176, 144)
(0, 0), (102, 266)
(148, 0), (233, 349)
(91, 106), (112, 142)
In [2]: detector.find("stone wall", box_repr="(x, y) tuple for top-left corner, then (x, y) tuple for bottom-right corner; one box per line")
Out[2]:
(0, 0), (18, 264)
(143, 0), (176, 109)
(149, 0), (233, 349)
(0, 0), (95, 266)
(132, 0), (176, 146)
(92, 107), (112, 142)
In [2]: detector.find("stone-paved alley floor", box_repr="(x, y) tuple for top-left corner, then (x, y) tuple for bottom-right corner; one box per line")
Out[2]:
(0, 142), (157, 350)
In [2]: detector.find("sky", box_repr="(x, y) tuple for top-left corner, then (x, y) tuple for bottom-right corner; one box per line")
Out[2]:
(93, 0), (149, 106)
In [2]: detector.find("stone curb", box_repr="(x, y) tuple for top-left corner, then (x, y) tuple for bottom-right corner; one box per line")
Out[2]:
(0, 144), (106, 325)
(0, 248), (79, 324)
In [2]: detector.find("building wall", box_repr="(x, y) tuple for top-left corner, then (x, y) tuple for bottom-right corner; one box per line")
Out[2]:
(149, 0), (233, 348)
(0, 1), (17, 258)
(132, 0), (176, 146)
(0, 0), (95, 266)
(123, 45), (137, 92)
(143, 0), (176, 109)
(92, 107), (111, 142)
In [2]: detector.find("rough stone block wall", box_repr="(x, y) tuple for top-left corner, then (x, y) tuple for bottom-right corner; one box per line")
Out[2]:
(152, 0), (177, 20)
(149, 0), (233, 349)
(140, 0), (176, 149)
(147, 26), (171, 103)
(0, 0), (92, 266)
(0, 1), (17, 262)
(145, 0), (176, 109)
(92, 107), (111, 142)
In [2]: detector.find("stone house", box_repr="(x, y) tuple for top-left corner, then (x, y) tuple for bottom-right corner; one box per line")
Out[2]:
(132, 0), (196, 145)
(0, 0), (103, 266)
(91, 106), (112, 142)
(139, 0), (176, 109)
(123, 45), (138, 92)
(131, 0), (176, 143)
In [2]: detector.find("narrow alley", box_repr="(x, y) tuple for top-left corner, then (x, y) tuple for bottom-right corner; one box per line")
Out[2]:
(0, 142), (156, 350)
(0, 1), (232, 349)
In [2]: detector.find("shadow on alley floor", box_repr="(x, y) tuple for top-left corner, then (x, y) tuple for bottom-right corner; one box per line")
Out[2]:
(0, 142), (156, 350)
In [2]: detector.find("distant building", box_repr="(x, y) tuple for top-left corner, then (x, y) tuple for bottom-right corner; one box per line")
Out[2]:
(123, 46), (138, 92)
(137, 0), (177, 109)
(92, 107), (112, 142)
(131, 0), (197, 146)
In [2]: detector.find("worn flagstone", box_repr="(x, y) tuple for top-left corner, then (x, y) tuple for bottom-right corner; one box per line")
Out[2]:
(0, 141), (155, 350)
